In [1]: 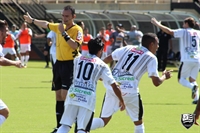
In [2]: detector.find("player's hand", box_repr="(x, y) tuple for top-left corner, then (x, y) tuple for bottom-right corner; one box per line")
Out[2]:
(14, 60), (23, 68)
(194, 111), (200, 126)
(119, 101), (125, 111)
(58, 22), (65, 33)
(151, 18), (161, 26)
(23, 12), (33, 24)
(162, 70), (173, 80)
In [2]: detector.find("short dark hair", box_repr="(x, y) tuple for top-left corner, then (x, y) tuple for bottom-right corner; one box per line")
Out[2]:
(142, 33), (157, 49)
(76, 21), (83, 26)
(184, 17), (195, 28)
(88, 38), (104, 55)
(63, 5), (75, 16)
(0, 20), (7, 32)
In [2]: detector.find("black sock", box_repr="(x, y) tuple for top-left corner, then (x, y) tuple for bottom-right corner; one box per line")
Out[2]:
(45, 55), (49, 66)
(56, 101), (64, 128)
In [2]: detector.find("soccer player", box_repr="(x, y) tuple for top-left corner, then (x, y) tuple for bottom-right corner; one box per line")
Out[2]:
(57, 37), (125, 133)
(10, 24), (21, 60)
(3, 30), (19, 61)
(91, 33), (172, 133)
(81, 27), (93, 56)
(151, 17), (200, 104)
(16, 22), (33, 67)
(23, 5), (83, 132)
(0, 20), (22, 126)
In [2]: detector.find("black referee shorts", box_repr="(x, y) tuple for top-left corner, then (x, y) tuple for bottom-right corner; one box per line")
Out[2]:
(52, 60), (73, 91)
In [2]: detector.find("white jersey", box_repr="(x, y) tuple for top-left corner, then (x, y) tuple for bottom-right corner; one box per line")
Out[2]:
(47, 31), (56, 55)
(66, 54), (115, 111)
(105, 45), (159, 94)
(0, 44), (4, 57)
(172, 28), (200, 62)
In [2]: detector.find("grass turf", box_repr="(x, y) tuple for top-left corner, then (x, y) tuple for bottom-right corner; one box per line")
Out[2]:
(0, 61), (200, 133)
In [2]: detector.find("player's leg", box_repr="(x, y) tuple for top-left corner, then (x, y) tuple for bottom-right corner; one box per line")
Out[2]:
(77, 107), (93, 133)
(24, 44), (31, 67)
(125, 94), (144, 133)
(0, 99), (9, 126)
(57, 105), (78, 133)
(156, 49), (162, 71)
(189, 62), (200, 103)
(91, 90), (119, 130)
(178, 62), (194, 89)
(20, 45), (26, 66)
(44, 44), (50, 68)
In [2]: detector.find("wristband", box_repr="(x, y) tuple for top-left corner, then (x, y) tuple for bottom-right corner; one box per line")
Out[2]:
(32, 19), (35, 24)
(64, 35), (70, 42)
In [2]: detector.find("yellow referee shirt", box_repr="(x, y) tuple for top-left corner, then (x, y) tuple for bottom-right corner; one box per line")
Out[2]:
(48, 23), (83, 61)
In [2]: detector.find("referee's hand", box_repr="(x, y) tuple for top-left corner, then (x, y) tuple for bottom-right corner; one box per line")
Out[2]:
(23, 12), (33, 24)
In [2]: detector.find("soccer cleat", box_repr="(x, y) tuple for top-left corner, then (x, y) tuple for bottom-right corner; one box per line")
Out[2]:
(192, 85), (198, 99)
(192, 100), (198, 104)
(51, 128), (58, 133)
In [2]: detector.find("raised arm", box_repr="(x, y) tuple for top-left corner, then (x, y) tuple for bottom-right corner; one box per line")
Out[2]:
(151, 18), (174, 36)
(23, 12), (49, 29)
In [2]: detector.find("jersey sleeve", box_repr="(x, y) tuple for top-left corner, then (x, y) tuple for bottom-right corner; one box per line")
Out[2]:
(100, 65), (116, 85)
(147, 57), (159, 77)
(48, 23), (59, 33)
(112, 47), (125, 61)
(47, 31), (53, 39)
(172, 29), (184, 38)
(28, 28), (32, 36)
(74, 28), (83, 45)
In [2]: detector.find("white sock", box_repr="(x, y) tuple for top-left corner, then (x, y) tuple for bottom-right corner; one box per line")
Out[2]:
(0, 115), (6, 126)
(191, 82), (199, 101)
(135, 123), (145, 133)
(24, 55), (29, 65)
(90, 118), (105, 130)
(77, 130), (86, 133)
(21, 56), (25, 65)
(179, 78), (193, 89)
(57, 125), (70, 133)
(15, 57), (19, 61)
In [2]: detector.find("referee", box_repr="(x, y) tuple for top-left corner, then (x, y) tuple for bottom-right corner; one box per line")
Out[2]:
(23, 5), (83, 133)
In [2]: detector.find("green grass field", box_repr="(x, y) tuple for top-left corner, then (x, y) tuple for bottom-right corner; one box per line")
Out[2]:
(0, 61), (200, 133)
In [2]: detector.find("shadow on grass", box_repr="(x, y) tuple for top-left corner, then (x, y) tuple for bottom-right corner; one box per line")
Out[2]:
(18, 87), (49, 89)
(144, 103), (190, 105)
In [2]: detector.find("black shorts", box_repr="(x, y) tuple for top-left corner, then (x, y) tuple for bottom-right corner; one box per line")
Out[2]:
(52, 60), (73, 91)
(43, 43), (50, 52)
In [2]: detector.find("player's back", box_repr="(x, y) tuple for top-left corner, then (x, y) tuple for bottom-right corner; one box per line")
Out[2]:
(173, 28), (200, 62)
(73, 54), (107, 92)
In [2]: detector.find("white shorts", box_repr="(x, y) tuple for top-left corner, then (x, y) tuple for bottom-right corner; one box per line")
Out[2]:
(3, 48), (16, 55)
(0, 99), (7, 110)
(20, 44), (31, 53)
(101, 90), (143, 122)
(81, 50), (89, 56)
(178, 61), (200, 79)
(60, 104), (93, 130)
(107, 45), (112, 55)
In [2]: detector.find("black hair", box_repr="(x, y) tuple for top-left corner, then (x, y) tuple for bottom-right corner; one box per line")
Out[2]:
(0, 20), (7, 32)
(142, 33), (157, 49)
(76, 21), (83, 26)
(63, 5), (75, 16)
(88, 37), (104, 55)
(184, 17), (195, 28)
